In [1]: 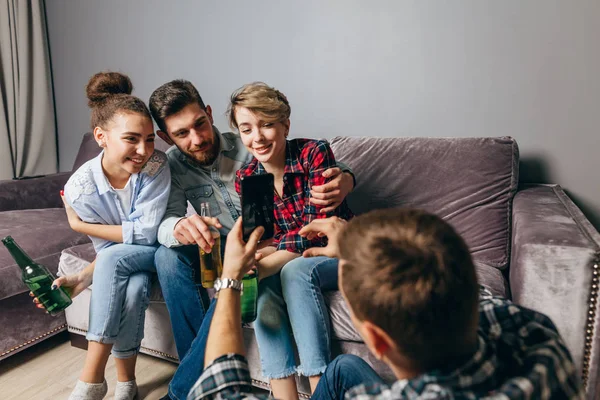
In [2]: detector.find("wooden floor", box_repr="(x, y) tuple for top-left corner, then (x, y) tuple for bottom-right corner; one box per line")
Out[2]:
(0, 332), (177, 400)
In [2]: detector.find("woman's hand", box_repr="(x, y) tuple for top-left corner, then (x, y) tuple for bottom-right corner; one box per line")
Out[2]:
(223, 218), (264, 281)
(30, 262), (95, 310)
(310, 168), (354, 213)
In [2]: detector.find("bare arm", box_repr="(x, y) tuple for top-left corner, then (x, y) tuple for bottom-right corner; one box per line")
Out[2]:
(204, 286), (245, 363)
(204, 218), (263, 366)
(61, 194), (123, 243)
(71, 221), (123, 243)
(255, 250), (300, 280)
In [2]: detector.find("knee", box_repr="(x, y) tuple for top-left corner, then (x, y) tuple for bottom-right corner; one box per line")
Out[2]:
(280, 257), (312, 286)
(123, 276), (151, 311)
(154, 246), (181, 277)
(331, 354), (363, 370)
(95, 244), (128, 275)
(281, 257), (329, 296)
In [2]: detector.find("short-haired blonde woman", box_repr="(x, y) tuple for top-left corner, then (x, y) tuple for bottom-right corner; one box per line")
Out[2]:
(229, 82), (353, 399)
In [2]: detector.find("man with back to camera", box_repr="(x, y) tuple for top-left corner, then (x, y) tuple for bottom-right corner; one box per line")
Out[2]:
(187, 208), (584, 400)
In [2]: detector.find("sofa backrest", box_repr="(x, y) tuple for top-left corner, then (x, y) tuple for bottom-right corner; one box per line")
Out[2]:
(71, 132), (172, 172)
(330, 136), (519, 270)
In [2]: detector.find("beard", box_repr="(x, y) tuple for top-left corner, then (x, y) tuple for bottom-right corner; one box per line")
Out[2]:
(180, 134), (220, 166)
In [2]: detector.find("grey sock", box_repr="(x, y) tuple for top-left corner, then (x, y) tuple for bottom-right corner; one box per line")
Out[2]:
(114, 379), (138, 400)
(68, 379), (108, 400)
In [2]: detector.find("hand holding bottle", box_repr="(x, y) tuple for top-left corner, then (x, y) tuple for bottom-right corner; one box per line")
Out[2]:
(174, 214), (223, 252)
(31, 260), (95, 310)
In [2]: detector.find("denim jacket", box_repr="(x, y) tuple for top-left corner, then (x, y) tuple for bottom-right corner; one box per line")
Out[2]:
(63, 150), (171, 253)
(158, 128), (251, 247)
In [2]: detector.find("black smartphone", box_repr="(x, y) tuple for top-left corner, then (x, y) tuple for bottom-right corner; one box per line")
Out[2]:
(241, 173), (275, 242)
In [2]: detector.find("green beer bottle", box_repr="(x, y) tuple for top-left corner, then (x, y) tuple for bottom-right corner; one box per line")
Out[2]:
(241, 272), (258, 323)
(2, 236), (72, 315)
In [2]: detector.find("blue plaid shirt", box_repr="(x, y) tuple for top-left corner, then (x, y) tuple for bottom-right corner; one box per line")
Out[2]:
(187, 288), (583, 400)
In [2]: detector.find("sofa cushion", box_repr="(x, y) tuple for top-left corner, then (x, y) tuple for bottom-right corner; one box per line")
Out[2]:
(325, 291), (362, 342)
(330, 136), (519, 270)
(0, 208), (90, 301)
(59, 243), (96, 276)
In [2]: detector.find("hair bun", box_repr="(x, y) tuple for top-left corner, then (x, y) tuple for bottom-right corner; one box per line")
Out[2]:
(86, 72), (133, 108)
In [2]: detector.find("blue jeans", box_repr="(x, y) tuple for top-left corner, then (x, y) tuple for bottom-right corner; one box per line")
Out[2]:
(155, 244), (215, 400)
(87, 243), (157, 359)
(254, 256), (339, 378)
(312, 355), (384, 400)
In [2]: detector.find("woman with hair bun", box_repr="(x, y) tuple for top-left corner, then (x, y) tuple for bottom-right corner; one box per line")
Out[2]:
(40, 71), (170, 399)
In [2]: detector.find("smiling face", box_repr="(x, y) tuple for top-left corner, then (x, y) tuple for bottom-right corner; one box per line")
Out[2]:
(94, 112), (155, 185)
(158, 102), (219, 166)
(235, 106), (289, 168)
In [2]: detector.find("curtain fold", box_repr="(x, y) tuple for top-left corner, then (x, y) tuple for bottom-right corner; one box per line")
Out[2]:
(0, 0), (57, 180)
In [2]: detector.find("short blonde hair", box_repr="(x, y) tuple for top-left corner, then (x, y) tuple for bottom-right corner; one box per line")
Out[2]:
(227, 82), (291, 129)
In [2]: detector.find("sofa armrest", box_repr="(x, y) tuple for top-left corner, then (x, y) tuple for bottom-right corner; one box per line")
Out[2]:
(0, 172), (71, 212)
(510, 184), (600, 397)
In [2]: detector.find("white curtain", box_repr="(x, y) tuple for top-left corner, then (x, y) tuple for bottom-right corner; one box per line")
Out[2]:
(0, 0), (57, 179)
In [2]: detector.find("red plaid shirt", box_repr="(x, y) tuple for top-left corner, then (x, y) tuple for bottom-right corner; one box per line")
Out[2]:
(235, 139), (353, 253)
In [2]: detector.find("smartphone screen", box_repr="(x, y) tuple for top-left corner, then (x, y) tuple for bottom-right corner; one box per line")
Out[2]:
(241, 173), (275, 242)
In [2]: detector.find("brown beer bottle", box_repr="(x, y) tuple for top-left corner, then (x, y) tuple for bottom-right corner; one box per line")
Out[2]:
(199, 202), (222, 288)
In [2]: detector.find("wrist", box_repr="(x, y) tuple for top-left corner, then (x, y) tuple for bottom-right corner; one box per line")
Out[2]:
(221, 260), (248, 281)
(220, 271), (245, 281)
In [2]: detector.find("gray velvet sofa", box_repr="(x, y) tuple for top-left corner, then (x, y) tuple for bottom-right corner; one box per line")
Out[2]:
(0, 139), (93, 361)
(6, 133), (599, 398)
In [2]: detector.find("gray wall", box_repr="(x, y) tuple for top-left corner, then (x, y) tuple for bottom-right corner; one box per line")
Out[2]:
(46, 0), (600, 228)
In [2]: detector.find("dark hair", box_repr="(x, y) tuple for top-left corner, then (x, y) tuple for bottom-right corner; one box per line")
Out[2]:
(148, 79), (206, 133)
(338, 208), (479, 370)
(86, 72), (151, 130)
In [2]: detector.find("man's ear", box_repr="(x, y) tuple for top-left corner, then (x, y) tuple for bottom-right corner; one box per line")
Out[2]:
(205, 105), (214, 125)
(93, 126), (106, 148)
(157, 130), (174, 146)
(362, 320), (394, 360)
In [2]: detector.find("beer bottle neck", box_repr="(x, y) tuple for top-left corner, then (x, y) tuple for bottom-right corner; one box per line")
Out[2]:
(1, 236), (35, 271)
(201, 202), (212, 218)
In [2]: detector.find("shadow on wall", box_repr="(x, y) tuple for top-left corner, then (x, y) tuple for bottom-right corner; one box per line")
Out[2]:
(519, 156), (600, 231)
(519, 156), (551, 185)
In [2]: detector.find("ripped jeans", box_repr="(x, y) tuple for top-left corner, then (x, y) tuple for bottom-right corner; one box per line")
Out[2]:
(254, 256), (338, 379)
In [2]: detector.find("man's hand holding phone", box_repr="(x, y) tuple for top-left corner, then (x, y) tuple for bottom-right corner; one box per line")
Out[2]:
(223, 218), (264, 281)
(174, 214), (223, 253)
